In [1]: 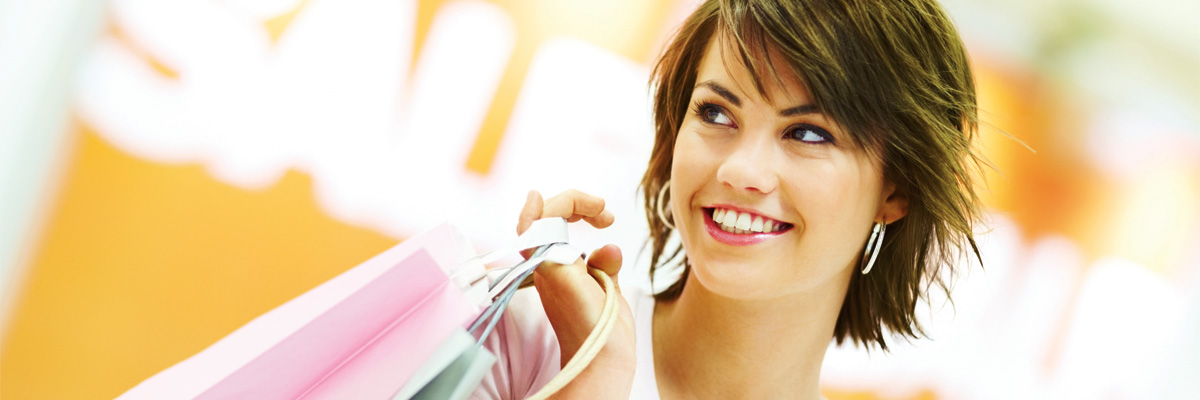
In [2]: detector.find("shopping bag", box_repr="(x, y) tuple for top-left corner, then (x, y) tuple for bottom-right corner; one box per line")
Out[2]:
(395, 234), (588, 400)
(118, 224), (488, 399)
(404, 331), (496, 400)
(118, 220), (585, 400)
(398, 240), (620, 400)
(392, 330), (483, 400)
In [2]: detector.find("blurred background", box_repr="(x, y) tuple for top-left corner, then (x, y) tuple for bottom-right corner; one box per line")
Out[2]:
(0, 0), (1196, 398)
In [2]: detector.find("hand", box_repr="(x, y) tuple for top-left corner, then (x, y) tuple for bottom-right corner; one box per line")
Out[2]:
(517, 190), (636, 398)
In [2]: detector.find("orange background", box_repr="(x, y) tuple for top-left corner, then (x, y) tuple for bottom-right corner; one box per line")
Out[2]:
(2, 0), (1197, 399)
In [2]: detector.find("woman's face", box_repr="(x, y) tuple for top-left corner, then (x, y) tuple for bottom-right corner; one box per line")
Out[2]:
(669, 36), (905, 300)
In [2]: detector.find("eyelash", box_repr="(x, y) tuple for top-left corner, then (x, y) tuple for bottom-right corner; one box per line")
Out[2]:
(690, 101), (835, 145)
(783, 124), (835, 145)
(691, 101), (735, 128)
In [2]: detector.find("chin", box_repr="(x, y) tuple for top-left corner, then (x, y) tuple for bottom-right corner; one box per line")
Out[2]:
(685, 258), (789, 300)
(683, 250), (851, 301)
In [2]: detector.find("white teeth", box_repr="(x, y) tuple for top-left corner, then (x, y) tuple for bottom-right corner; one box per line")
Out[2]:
(712, 207), (785, 234)
(722, 210), (738, 227)
(735, 213), (752, 230)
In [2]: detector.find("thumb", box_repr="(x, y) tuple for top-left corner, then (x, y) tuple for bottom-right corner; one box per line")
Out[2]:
(518, 190), (544, 259)
(586, 244), (623, 293)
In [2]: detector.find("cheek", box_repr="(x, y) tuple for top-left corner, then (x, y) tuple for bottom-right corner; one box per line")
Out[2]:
(668, 127), (722, 242)
(775, 162), (877, 274)
(782, 158), (880, 233)
(669, 127), (719, 185)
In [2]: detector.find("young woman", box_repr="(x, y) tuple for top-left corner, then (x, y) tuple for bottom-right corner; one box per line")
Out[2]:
(476, 0), (984, 398)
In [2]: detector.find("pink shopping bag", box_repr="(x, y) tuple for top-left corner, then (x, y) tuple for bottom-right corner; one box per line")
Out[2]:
(118, 224), (484, 400)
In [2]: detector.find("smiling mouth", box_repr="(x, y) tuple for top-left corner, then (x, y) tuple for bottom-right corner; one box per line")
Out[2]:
(705, 207), (793, 234)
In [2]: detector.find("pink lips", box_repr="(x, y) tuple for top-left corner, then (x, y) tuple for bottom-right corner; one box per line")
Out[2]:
(703, 207), (790, 246)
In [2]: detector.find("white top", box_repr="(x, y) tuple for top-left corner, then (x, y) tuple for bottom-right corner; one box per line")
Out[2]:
(470, 284), (660, 399)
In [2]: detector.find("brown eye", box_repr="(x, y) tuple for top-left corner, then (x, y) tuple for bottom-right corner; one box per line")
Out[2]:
(694, 102), (734, 127)
(784, 124), (834, 144)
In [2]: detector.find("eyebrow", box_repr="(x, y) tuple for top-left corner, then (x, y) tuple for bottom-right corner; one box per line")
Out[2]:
(695, 80), (820, 117)
(697, 81), (741, 107)
(780, 104), (819, 117)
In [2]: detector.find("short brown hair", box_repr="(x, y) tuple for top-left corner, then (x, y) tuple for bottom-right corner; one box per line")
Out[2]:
(641, 0), (985, 350)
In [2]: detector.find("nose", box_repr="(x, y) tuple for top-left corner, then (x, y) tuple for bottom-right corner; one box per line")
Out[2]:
(715, 133), (778, 194)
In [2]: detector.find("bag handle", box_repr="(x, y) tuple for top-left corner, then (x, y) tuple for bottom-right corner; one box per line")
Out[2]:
(458, 218), (620, 399)
(526, 266), (619, 400)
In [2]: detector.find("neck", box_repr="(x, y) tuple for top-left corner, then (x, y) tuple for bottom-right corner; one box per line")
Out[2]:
(653, 269), (851, 400)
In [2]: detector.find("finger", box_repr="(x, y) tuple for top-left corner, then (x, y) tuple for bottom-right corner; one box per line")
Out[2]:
(517, 190), (544, 235)
(586, 244), (623, 293)
(518, 191), (544, 259)
(582, 209), (616, 229)
(542, 190), (607, 221)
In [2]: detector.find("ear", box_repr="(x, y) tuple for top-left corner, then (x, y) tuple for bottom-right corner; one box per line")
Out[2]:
(878, 179), (909, 224)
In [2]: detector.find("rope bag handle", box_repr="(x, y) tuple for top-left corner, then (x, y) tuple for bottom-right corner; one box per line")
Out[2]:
(526, 267), (619, 400)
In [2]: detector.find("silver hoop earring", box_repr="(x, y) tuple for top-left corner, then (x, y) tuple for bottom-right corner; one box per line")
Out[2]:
(656, 181), (676, 230)
(859, 220), (886, 275)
